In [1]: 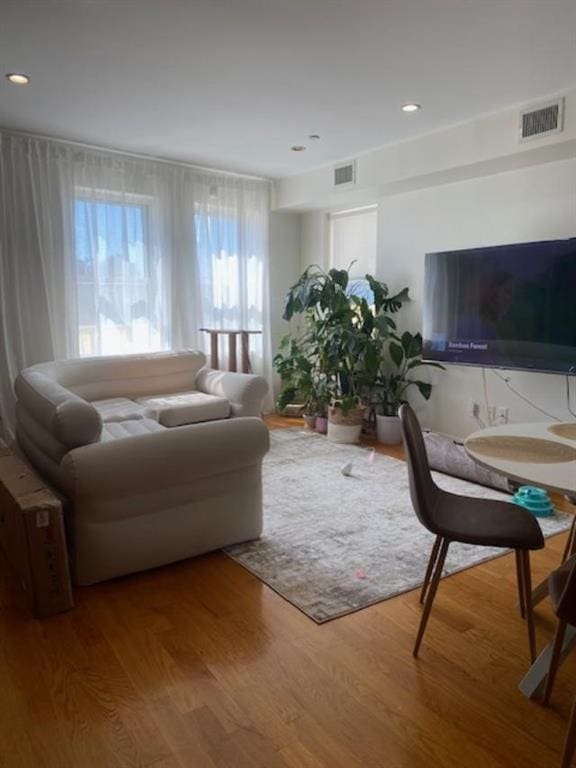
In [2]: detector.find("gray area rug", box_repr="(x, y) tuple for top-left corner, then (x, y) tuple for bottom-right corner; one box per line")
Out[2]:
(225, 428), (573, 623)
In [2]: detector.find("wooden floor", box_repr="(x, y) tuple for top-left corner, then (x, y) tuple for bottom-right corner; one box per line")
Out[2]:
(1, 417), (575, 767)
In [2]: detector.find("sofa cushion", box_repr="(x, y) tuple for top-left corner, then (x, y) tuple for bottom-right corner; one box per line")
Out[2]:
(33, 350), (207, 402)
(101, 419), (166, 443)
(15, 370), (102, 448)
(92, 398), (149, 423)
(134, 391), (230, 427)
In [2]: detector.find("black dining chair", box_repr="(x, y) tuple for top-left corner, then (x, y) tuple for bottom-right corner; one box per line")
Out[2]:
(541, 554), (576, 766)
(399, 404), (545, 660)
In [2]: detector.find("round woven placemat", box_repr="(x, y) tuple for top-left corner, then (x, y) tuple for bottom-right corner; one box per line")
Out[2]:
(549, 423), (576, 441)
(467, 435), (576, 464)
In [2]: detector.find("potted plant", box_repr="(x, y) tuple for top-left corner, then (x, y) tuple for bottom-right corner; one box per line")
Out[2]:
(312, 378), (330, 434)
(274, 337), (318, 429)
(372, 331), (444, 444)
(276, 265), (409, 443)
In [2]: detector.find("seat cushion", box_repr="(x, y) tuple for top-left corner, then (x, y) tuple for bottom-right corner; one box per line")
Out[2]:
(92, 397), (149, 423)
(101, 419), (166, 442)
(134, 391), (230, 427)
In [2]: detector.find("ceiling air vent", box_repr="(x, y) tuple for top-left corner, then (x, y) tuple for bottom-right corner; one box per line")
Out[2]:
(519, 98), (564, 142)
(334, 161), (356, 188)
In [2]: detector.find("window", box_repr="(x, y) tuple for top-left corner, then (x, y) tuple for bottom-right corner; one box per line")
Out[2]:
(195, 209), (266, 368)
(196, 212), (263, 329)
(74, 195), (165, 357)
(330, 205), (378, 278)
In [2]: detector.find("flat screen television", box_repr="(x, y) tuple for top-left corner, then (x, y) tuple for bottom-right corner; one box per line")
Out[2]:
(423, 238), (576, 374)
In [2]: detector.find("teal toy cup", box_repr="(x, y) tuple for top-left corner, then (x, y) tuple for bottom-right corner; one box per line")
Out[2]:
(512, 485), (555, 518)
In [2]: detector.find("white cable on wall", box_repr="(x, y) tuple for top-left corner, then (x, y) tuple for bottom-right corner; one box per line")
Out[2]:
(490, 369), (562, 422)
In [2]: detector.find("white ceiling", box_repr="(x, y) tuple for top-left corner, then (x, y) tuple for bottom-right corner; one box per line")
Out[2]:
(1, 0), (575, 179)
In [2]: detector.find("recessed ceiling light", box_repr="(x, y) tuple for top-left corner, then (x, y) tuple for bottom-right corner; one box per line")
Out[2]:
(291, 145), (306, 152)
(6, 72), (30, 85)
(401, 103), (421, 113)
(308, 134), (321, 140)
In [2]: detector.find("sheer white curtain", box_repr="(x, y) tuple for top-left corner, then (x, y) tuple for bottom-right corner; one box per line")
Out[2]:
(73, 153), (174, 357)
(193, 172), (273, 397)
(0, 131), (272, 436)
(0, 134), (76, 435)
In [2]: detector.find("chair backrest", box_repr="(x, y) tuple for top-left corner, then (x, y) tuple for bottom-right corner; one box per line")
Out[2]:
(399, 403), (440, 533)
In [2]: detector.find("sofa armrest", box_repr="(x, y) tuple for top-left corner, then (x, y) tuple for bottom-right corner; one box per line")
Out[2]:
(60, 417), (269, 498)
(15, 370), (102, 448)
(195, 368), (268, 417)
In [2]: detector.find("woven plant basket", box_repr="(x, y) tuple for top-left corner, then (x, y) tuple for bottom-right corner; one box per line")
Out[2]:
(327, 404), (365, 444)
(328, 405), (365, 426)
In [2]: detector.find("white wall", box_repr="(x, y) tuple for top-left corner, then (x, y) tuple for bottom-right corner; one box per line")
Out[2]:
(300, 211), (329, 271)
(331, 207), (377, 276)
(379, 157), (576, 437)
(268, 211), (302, 364)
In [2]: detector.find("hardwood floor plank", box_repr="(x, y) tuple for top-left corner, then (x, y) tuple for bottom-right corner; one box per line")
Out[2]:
(144, 696), (219, 768)
(0, 415), (574, 767)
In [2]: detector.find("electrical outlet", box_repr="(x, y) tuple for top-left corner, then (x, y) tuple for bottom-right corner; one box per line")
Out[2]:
(496, 406), (509, 424)
(487, 405), (496, 424)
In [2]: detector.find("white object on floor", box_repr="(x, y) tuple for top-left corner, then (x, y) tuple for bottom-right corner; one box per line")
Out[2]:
(341, 460), (354, 476)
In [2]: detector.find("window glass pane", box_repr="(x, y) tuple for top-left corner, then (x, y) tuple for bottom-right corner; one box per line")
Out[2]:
(74, 197), (164, 357)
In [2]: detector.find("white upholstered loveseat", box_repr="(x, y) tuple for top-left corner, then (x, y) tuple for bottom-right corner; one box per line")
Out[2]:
(14, 350), (269, 585)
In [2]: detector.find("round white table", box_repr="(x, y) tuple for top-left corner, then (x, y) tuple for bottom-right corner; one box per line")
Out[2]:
(465, 421), (576, 699)
(465, 421), (576, 498)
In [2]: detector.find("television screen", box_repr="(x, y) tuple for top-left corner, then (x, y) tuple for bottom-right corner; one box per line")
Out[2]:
(423, 238), (576, 373)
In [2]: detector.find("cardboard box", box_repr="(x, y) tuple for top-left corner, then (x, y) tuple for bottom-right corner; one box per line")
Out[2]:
(0, 439), (73, 617)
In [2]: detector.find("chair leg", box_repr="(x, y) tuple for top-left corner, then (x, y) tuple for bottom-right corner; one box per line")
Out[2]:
(561, 694), (576, 768)
(562, 516), (576, 563)
(413, 538), (449, 658)
(515, 549), (526, 620)
(520, 550), (537, 663)
(420, 535), (442, 605)
(543, 619), (567, 706)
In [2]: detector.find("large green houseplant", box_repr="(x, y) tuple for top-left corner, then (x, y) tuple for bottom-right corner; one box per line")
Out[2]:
(371, 330), (445, 444)
(274, 265), (409, 442)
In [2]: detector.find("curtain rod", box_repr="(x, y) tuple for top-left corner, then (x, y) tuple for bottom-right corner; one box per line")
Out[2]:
(0, 126), (272, 184)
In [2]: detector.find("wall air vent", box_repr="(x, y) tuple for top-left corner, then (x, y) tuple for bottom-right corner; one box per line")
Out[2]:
(519, 98), (564, 142)
(334, 161), (356, 188)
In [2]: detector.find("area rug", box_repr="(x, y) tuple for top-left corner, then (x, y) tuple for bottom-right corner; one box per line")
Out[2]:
(225, 428), (573, 623)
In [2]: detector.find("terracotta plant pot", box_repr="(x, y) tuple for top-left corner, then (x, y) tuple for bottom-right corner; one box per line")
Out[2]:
(376, 414), (403, 445)
(327, 405), (365, 444)
(303, 413), (317, 430)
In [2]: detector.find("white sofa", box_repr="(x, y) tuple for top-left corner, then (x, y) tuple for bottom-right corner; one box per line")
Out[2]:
(14, 350), (270, 585)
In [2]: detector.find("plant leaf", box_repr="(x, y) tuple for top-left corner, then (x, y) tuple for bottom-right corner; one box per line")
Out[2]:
(413, 380), (432, 400)
(276, 386), (297, 409)
(328, 268), (349, 290)
(382, 286), (410, 313)
(407, 359), (445, 370)
(389, 341), (404, 367)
